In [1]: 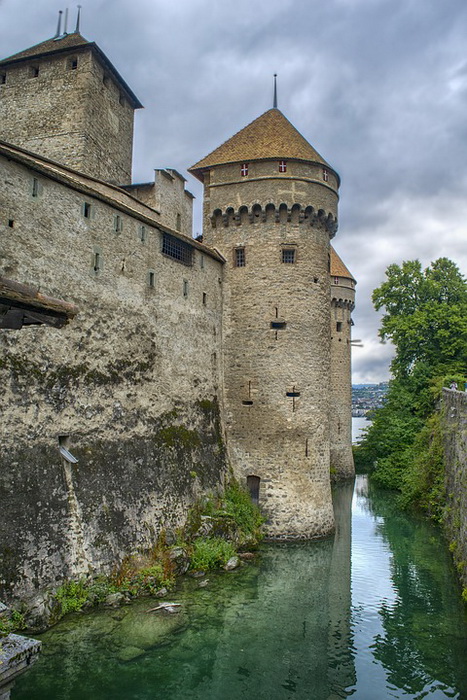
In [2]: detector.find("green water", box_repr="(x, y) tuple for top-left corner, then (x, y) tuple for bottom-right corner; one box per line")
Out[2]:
(12, 477), (467, 699)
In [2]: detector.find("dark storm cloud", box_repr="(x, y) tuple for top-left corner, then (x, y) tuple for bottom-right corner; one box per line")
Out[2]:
(1, 0), (466, 382)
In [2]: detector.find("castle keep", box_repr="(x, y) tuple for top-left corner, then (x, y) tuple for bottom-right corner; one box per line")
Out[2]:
(0, 25), (355, 614)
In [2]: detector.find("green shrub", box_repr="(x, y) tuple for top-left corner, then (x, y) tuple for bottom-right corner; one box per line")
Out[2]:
(190, 537), (236, 571)
(55, 579), (89, 615)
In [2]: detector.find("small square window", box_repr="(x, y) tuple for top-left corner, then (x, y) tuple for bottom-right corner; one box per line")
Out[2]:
(279, 160), (287, 173)
(68, 57), (78, 70)
(30, 66), (40, 78)
(322, 168), (329, 182)
(235, 247), (246, 267)
(282, 249), (296, 264)
(240, 163), (249, 177)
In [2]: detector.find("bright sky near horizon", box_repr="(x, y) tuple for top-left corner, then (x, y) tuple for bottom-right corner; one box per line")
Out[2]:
(1, 0), (466, 383)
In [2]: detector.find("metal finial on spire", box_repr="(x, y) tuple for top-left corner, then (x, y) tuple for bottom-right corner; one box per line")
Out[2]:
(54, 10), (63, 39)
(63, 7), (69, 35)
(75, 5), (81, 33)
(273, 74), (278, 109)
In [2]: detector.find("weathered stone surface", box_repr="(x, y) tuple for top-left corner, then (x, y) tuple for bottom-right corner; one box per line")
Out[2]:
(223, 556), (240, 571)
(442, 389), (467, 590)
(0, 634), (41, 691)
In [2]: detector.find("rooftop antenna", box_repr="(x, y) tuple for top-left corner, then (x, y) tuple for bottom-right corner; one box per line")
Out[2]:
(63, 7), (69, 35)
(273, 73), (278, 109)
(75, 5), (81, 33)
(54, 10), (63, 39)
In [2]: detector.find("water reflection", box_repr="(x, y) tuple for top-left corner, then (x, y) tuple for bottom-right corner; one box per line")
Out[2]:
(13, 477), (467, 700)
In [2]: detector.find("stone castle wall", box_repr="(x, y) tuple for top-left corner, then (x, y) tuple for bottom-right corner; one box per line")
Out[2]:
(0, 47), (135, 184)
(0, 151), (227, 620)
(202, 162), (339, 538)
(330, 281), (355, 478)
(442, 389), (467, 591)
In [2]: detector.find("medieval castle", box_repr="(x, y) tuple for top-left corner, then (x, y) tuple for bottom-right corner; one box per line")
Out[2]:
(0, 23), (355, 616)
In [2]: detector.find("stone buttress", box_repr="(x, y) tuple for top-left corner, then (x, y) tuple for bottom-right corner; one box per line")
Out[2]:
(190, 108), (342, 538)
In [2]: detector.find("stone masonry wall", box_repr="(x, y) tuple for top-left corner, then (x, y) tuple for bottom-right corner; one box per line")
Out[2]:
(442, 389), (467, 591)
(202, 160), (339, 539)
(0, 153), (226, 620)
(0, 48), (134, 184)
(330, 282), (355, 479)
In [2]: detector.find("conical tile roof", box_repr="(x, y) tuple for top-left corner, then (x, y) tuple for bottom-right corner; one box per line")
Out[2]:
(330, 247), (355, 282)
(189, 108), (336, 181)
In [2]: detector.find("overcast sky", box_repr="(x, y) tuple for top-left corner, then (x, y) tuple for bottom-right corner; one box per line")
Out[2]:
(1, 0), (466, 383)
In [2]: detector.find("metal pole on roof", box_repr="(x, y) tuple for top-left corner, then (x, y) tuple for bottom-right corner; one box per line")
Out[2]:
(273, 74), (278, 109)
(63, 7), (69, 35)
(54, 10), (63, 39)
(75, 5), (81, 33)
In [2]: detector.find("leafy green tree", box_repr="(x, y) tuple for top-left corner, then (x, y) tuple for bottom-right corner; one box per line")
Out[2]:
(356, 258), (467, 504)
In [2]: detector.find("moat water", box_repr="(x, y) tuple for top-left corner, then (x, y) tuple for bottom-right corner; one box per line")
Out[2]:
(13, 476), (467, 700)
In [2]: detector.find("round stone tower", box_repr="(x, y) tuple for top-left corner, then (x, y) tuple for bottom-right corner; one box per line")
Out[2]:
(189, 108), (340, 539)
(330, 248), (356, 479)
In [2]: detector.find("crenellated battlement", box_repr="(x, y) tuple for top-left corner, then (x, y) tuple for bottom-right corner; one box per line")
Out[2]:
(331, 296), (355, 311)
(210, 202), (338, 236)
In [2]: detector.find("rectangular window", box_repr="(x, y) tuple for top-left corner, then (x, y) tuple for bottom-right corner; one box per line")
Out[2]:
(162, 232), (193, 266)
(241, 163), (249, 177)
(83, 202), (91, 219)
(93, 252), (101, 272)
(30, 66), (39, 78)
(202, 292), (207, 305)
(271, 321), (286, 329)
(282, 249), (296, 264)
(140, 225), (146, 242)
(235, 247), (246, 267)
(68, 57), (78, 70)
(0, 73), (6, 84)
(31, 178), (39, 198)
(183, 279), (189, 297)
(113, 214), (123, 233)
(200, 254), (204, 269)
(336, 321), (342, 332)
(148, 270), (155, 288)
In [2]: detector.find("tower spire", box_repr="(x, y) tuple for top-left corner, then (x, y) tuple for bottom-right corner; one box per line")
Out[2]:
(75, 5), (81, 33)
(273, 74), (278, 109)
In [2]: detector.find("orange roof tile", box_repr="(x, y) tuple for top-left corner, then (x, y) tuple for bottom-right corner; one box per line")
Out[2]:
(189, 108), (337, 181)
(330, 247), (355, 282)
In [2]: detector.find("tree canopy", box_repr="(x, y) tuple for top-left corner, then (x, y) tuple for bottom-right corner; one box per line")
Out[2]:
(355, 258), (467, 513)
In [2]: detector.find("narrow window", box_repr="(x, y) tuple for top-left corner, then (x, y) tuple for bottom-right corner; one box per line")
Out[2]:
(282, 248), (296, 264)
(114, 215), (122, 233)
(83, 202), (91, 219)
(242, 400), (253, 406)
(148, 270), (155, 288)
(0, 73), (6, 85)
(279, 160), (287, 173)
(68, 57), (78, 70)
(93, 252), (101, 273)
(8, 219), (14, 228)
(322, 168), (329, 182)
(30, 66), (40, 78)
(271, 321), (286, 330)
(246, 475), (260, 505)
(176, 213), (181, 231)
(139, 225), (146, 242)
(200, 255), (204, 270)
(334, 276), (339, 285)
(305, 439), (309, 457)
(336, 322), (342, 332)
(235, 247), (246, 267)
(183, 279), (189, 297)
(286, 387), (300, 412)
(241, 163), (249, 177)
(31, 178), (39, 198)
(202, 292), (207, 305)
